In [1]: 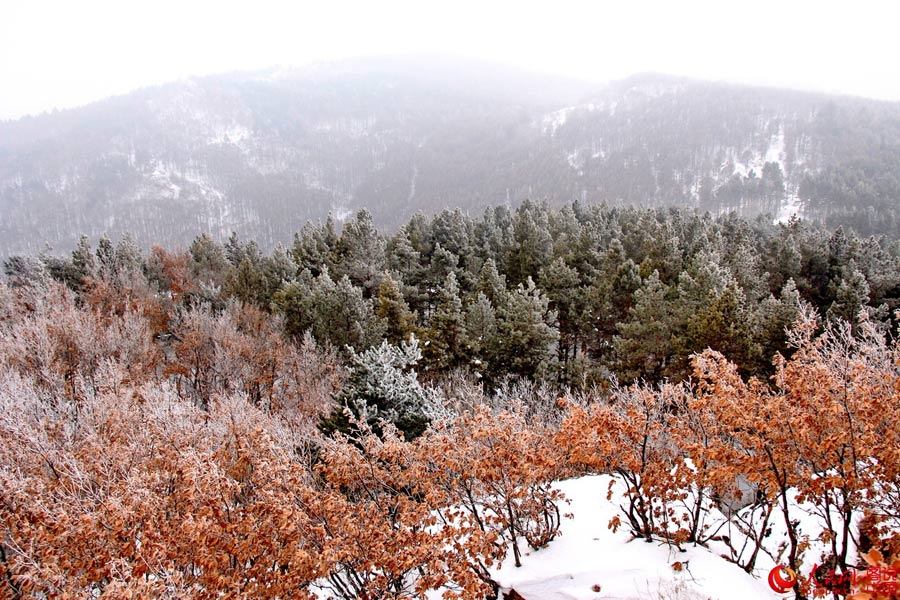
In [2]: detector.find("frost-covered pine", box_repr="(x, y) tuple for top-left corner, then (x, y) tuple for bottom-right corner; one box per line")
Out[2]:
(321, 335), (433, 439)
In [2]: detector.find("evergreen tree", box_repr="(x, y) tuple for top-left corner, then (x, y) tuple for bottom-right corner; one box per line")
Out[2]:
(430, 208), (472, 264)
(3, 255), (49, 287)
(426, 243), (460, 293)
(224, 231), (246, 266)
(465, 292), (497, 370)
(827, 262), (871, 326)
(423, 272), (468, 371)
(385, 230), (426, 312)
(476, 258), (508, 307)
(115, 233), (143, 276)
(96, 236), (116, 279)
(506, 200), (553, 285)
(224, 257), (268, 307)
(271, 272), (314, 339)
(375, 274), (417, 345)
(538, 257), (582, 382)
(261, 244), (297, 300)
(582, 257), (641, 362)
(189, 233), (230, 289)
(320, 336), (432, 440)
(758, 278), (804, 365)
(273, 269), (381, 350)
(332, 209), (385, 296)
(685, 281), (760, 377)
(491, 277), (558, 380)
(67, 235), (96, 291)
(614, 270), (672, 382)
(291, 215), (337, 276)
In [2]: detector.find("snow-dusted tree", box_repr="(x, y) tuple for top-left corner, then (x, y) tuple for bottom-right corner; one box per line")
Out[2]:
(491, 277), (558, 380)
(374, 273), (417, 346)
(614, 270), (672, 382)
(423, 272), (468, 370)
(321, 336), (432, 439)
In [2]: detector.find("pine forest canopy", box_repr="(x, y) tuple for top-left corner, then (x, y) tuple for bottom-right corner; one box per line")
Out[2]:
(8, 201), (900, 390)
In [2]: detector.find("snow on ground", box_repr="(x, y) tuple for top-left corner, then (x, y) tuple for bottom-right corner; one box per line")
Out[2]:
(774, 193), (803, 224)
(207, 124), (251, 147)
(729, 126), (787, 180)
(491, 475), (777, 600)
(540, 104), (600, 135)
(765, 126), (786, 170)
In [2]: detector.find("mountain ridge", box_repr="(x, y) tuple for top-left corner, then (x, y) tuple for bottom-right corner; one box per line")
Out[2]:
(2, 57), (900, 257)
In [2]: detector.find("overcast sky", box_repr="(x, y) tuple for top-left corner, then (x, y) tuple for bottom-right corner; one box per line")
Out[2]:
(1, 0), (899, 119)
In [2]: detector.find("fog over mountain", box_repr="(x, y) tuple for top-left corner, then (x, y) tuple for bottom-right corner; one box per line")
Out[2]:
(2, 56), (900, 256)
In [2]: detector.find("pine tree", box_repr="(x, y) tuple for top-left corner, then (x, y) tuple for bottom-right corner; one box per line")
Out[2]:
(491, 277), (558, 380)
(115, 233), (143, 276)
(465, 292), (497, 372)
(757, 278), (803, 365)
(96, 235), (116, 279)
(685, 281), (760, 377)
(582, 257), (641, 362)
(375, 274), (417, 345)
(827, 262), (871, 326)
(538, 257), (582, 382)
(430, 208), (472, 264)
(423, 272), (467, 371)
(189, 233), (230, 289)
(224, 257), (268, 306)
(332, 209), (385, 296)
(271, 273), (313, 339)
(292, 216), (337, 276)
(476, 258), (508, 307)
(426, 243), (460, 293)
(320, 336), (432, 439)
(614, 270), (672, 382)
(224, 231), (246, 266)
(67, 235), (96, 291)
(506, 200), (553, 285)
(260, 244), (297, 303)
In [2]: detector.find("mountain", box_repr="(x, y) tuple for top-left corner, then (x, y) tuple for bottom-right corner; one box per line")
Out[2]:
(2, 57), (900, 256)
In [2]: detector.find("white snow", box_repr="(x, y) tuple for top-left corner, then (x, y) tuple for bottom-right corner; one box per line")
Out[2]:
(567, 150), (581, 170)
(541, 103), (600, 135)
(765, 126), (786, 170)
(331, 204), (353, 222)
(309, 470), (869, 600)
(313, 117), (377, 139)
(774, 193), (803, 224)
(490, 475), (777, 600)
(726, 126), (788, 180)
(543, 107), (576, 134)
(207, 124), (251, 147)
(407, 164), (418, 202)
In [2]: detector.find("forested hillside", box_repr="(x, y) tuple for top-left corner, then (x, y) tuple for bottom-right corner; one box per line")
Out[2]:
(3, 58), (900, 257)
(5, 202), (900, 393)
(2, 203), (900, 598)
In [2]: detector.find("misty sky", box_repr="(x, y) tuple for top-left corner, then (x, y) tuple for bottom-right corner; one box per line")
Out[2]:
(2, 0), (899, 120)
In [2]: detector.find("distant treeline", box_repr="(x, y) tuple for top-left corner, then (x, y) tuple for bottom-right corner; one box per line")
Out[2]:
(6, 201), (900, 387)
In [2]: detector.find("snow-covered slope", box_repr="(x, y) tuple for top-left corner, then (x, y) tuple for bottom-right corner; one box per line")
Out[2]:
(487, 473), (868, 600)
(2, 60), (900, 256)
(489, 476), (776, 600)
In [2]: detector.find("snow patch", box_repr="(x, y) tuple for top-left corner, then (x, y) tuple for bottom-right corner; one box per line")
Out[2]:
(207, 124), (251, 147)
(541, 103), (599, 135)
(331, 204), (353, 222)
(728, 126), (787, 180)
(492, 476), (776, 600)
(313, 117), (377, 139)
(774, 193), (803, 224)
